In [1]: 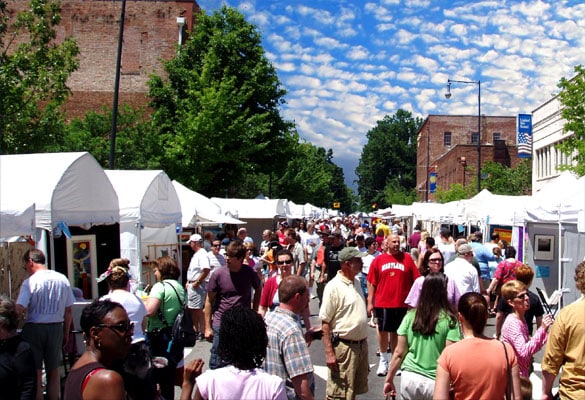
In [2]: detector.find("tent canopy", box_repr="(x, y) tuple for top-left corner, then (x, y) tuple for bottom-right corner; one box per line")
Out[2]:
(525, 172), (584, 224)
(172, 180), (245, 227)
(210, 197), (290, 219)
(0, 201), (35, 237)
(105, 170), (181, 227)
(0, 152), (119, 230)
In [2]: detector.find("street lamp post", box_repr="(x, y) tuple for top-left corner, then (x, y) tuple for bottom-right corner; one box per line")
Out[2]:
(445, 79), (481, 193)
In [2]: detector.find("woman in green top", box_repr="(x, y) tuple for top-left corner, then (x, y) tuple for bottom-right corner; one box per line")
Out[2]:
(144, 256), (186, 400)
(383, 273), (460, 400)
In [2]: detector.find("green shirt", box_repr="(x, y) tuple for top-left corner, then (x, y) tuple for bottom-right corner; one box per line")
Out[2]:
(397, 309), (461, 379)
(146, 279), (186, 331)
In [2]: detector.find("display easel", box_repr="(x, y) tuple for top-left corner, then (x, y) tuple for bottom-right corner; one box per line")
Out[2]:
(142, 243), (179, 288)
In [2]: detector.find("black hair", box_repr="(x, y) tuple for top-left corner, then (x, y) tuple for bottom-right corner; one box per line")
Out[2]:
(218, 307), (268, 370)
(80, 299), (124, 336)
(412, 273), (457, 336)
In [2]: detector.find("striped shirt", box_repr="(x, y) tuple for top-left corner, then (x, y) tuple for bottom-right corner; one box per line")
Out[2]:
(501, 313), (548, 377)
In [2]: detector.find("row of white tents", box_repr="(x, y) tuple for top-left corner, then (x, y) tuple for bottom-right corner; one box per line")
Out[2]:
(379, 171), (584, 229)
(1, 152), (583, 303)
(0, 152), (338, 295)
(377, 171), (585, 304)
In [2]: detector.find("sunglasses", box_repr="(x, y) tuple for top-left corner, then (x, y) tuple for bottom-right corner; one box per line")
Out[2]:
(428, 258), (443, 263)
(97, 321), (134, 334)
(515, 292), (528, 300)
(277, 259), (293, 265)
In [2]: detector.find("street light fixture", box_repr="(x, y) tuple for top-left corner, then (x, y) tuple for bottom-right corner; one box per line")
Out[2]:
(445, 78), (481, 193)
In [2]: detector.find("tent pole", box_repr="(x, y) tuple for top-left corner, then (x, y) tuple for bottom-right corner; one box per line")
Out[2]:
(136, 222), (142, 290)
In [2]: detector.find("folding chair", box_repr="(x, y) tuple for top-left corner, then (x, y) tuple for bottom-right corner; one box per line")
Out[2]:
(536, 287), (569, 317)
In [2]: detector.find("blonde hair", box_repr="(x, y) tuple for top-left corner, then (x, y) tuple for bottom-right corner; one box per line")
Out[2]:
(501, 280), (526, 302)
(107, 258), (131, 289)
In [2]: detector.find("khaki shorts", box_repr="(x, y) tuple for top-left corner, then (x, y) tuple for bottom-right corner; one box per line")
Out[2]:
(326, 339), (369, 399)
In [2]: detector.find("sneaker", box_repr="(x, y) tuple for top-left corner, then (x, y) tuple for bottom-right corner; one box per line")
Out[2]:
(376, 359), (388, 376)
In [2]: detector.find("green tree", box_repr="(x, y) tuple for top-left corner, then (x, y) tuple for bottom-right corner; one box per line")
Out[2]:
(61, 105), (161, 170)
(434, 183), (475, 203)
(273, 142), (355, 213)
(557, 64), (585, 176)
(148, 6), (296, 197)
(481, 160), (532, 195)
(0, 0), (79, 153)
(356, 109), (422, 209)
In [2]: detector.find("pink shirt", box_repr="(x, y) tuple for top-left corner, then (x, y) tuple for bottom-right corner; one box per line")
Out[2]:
(196, 365), (286, 400)
(501, 313), (548, 377)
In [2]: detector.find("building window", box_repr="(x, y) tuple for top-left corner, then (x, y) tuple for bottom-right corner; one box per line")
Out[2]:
(493, 132), (501, 142)
(444, 132), (451, 146)
(471, 132), (479, 144)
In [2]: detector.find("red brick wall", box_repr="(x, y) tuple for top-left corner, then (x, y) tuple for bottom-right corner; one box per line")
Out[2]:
(7, 0), (200, 118)
(417, 115), (525, 201)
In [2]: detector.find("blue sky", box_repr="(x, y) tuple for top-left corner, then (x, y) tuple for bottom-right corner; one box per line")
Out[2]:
(194, 0), (585, 189)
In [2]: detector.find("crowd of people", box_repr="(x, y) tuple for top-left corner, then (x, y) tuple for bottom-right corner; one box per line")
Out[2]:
(5, 217), (585, 399)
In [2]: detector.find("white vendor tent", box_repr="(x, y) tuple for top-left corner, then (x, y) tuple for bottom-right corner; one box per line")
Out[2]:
(1, 152), (120, 299)
(210, 197), (291, 243)
(0, 202), (35, 238)
(0, 152), (119, 231)
(172, 180), (245, 227)
(523, 172), (585, 305)
(105, 170), (182, 286)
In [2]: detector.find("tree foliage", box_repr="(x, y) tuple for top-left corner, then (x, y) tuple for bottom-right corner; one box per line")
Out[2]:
(356, 110), (422, 209)
(0, 0), (79, 153)
(557, 64), (585, 176)
(481, 160), (532, 195)
(61, 105), (161, 170)
(434, 183), (472, 203)
(148, 6), (296, 197)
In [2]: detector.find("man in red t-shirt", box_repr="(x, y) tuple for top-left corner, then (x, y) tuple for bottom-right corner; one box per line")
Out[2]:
(367, 234), (420, 376)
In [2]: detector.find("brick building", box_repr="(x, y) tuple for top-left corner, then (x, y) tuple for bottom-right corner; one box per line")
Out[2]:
(8, 0), (201, 118)
(416, 115), (523, 202)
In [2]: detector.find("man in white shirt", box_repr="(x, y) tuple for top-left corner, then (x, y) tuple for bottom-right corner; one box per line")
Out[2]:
(444, 243), (480, 295)
(186, 234), (211, 339)
(17, 249), (74, 400)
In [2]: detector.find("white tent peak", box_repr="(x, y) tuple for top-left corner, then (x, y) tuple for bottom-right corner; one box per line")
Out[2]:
(105, 170), (181, 227)
(0, 152), (119, 230)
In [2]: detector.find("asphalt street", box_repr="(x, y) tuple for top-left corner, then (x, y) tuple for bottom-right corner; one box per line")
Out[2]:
(178, 289), (558, 400)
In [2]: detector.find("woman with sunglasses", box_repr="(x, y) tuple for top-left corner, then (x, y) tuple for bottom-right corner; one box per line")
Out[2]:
(63, 299), (133, 400)
(99, 258), (154, 399)
(405, 248), (460, 310)
(258, 249), (312, 332)
(500, 280), (553, 378)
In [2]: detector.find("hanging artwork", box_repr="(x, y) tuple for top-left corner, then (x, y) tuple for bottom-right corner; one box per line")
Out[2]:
(67, 235), (98, 299)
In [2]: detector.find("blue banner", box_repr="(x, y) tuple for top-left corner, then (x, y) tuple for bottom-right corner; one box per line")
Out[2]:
(517, 114), (532, 158)
(429, 172), (437, 194)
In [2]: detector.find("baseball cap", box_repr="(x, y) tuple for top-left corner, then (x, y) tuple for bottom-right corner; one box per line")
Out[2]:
(338, 247), (367, 263)
(187, 234), (203, 244)
(457, 243), (474, 255)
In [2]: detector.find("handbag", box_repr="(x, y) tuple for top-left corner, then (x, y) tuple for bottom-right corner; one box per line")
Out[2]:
(502, 342), (512, 400)
(162, 281), (197, 348)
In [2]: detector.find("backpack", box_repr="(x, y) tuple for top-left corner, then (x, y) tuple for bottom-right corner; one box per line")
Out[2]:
(161, 282), (197, 348)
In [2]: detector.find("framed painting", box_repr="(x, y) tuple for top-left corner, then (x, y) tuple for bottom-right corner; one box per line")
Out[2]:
(67, 235), (98, 299)
(534, 234), (555, 261)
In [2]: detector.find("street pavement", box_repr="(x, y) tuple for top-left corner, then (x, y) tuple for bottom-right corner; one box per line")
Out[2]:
(178, 290), (558, 399)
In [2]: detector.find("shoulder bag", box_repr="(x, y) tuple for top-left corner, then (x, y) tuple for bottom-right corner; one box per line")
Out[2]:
(502, 342), (512, 400)
(162, 281), (197, 348)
